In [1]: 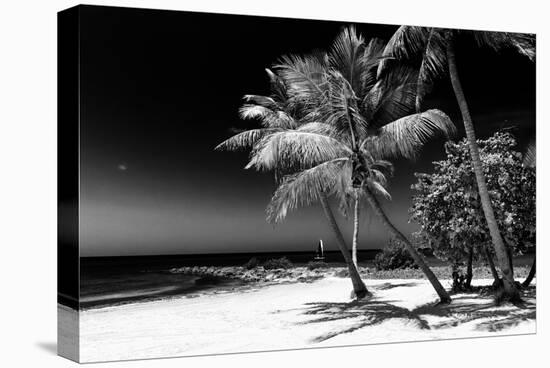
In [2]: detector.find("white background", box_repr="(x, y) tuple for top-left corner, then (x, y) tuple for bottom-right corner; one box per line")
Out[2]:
(0, 0), (547, 367)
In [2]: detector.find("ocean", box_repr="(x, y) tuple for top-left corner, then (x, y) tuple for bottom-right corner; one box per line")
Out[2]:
(70, 250), (380, 310)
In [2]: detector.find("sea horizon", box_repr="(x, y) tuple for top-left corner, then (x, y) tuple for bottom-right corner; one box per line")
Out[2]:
(80, 249), (382, 262)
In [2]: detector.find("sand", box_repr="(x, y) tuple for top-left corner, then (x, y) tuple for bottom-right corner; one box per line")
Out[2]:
(78, 277), (535, 363)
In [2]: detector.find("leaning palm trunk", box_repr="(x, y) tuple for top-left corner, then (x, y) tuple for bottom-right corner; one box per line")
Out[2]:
(522, 256), (536, 288)
(320, 193), (369, 299)
(483, 248), (500, 284)
(363, 188), (451, 303)
(352, 192), (360, 267)
(446, 40), (520, 301)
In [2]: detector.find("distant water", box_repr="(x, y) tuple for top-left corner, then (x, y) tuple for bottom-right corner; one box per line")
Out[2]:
(73, 250), (380, 310)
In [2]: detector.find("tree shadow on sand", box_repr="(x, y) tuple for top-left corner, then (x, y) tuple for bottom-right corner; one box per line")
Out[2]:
(375, 282), (419, 291)
(299, 299), (431, 342)
(299, 286), (535, 343)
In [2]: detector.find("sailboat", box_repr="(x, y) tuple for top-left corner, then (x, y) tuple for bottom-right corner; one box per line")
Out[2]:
(314, 239), (325, 261)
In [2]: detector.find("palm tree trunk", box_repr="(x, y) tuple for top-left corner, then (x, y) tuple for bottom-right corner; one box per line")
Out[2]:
(352, 191), (360, 267)
(522, 256), (536, 288)
(319, 193), (369, 299)
(363, 188), (451, 303)
(483, 248), (500, 283)
(446, 40), (520, 301)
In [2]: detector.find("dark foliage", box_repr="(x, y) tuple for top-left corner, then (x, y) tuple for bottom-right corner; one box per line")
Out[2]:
(243, 257), (260, 270)
(373, 239), (418, 270)
(410, 132), (536, 267)
(262, 257), (293, 270)
(307, 260), (329, 270)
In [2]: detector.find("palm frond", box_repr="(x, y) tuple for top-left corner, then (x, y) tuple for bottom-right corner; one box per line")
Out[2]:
(328, 26), (365, 95)
(367, 179), (392, 200)
(472, 31), (536, 61)
(243, 94), (279, 110)
(296, 122), (339, 136)
(371, 159), (394, 176)
(416, 29), (448, 111)
(377, 26), (431, 77)
(265, 68), (288, 103)
(239, 104), (296, 129)
(245, 130), (351, 172)
(370, 168), (389, 187)
(363, 65), (418, 127)
(362, 109), (456, 159)
(215, 128), (282, 151)
(266, 158), (349, 223)
(274, 53), (329, 103)
(360, 38), (386, 95)
(316, 70), (369, 143)
(239, 104), (272, 120)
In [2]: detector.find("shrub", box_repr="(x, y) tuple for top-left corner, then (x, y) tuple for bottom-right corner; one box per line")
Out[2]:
(307, 261), (328, 270)
(334, 268), (349, 278)
(374, 239), (417, 270)
(417, 247), (434, 257)
(410, 132), (536, 266)
(262, 257), (293, 270)
(450, 262), (473, 292)
(243, 257), (260, 270)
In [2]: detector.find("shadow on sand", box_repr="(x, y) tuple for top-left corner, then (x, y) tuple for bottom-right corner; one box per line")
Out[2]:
(299, 286), (535, 343)
(375, 282), (419, 291)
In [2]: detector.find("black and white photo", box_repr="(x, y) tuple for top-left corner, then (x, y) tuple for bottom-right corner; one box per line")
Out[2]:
(57, 5), (536, 363)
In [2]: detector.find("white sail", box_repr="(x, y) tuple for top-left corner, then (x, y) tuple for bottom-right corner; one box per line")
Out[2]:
(315, 239), (325, 260)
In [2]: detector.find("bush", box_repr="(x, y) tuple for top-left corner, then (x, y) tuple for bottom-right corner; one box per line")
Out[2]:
(410, 132), (536, 266)
(243, 257), (260, 270)
(374, 240), (417, 271)
(262, 257), (293, 270)
(307, 261), (328, 270)
(417, 247), (434, 258)
(334, 268), (349, 278)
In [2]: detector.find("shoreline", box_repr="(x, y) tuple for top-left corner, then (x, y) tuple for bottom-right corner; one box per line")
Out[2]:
(68, 263), (535, 312)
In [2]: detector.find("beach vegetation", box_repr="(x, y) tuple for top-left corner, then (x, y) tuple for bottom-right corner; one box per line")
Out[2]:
(410, 132), (536, 292)
(244, 257), (260, 270)
(373, 238), (417, 271)
(307, 260), (329, 270)
(217, 26), (455, 302)
(380, 26), (535, 301)
(263, 257), (294, 270)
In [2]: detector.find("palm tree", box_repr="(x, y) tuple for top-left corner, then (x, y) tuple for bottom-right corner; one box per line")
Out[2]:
(218, 27), (455, 302)
(265, 142), (394, 298)
(379, 26), (535, 301)
(216, 67), (372, 298)
(265, 135), (452, 303)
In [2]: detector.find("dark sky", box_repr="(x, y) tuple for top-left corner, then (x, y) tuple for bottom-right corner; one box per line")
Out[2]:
(78, 5), (535, 256)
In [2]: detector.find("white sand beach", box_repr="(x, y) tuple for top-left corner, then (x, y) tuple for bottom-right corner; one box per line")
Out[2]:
(77, 277), (535, 362)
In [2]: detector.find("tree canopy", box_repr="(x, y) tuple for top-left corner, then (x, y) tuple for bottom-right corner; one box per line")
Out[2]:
(410, 132), (536, 265)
